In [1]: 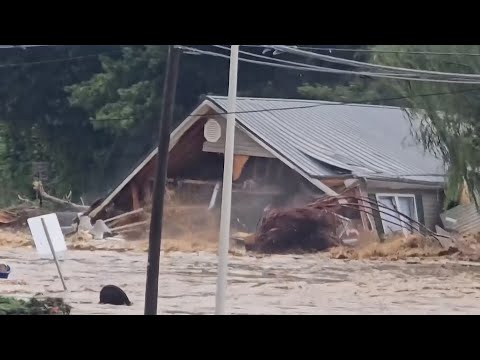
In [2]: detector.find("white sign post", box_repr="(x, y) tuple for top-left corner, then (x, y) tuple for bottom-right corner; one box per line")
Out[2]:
(27, 213), (67, 291)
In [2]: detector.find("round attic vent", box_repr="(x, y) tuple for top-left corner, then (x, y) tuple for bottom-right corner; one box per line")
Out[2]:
(204, 119), (221, 142)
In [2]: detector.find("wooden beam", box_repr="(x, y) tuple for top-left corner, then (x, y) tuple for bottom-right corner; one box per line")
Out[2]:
(144, 182), (152, 203)
(233, 155), (249, 181)
(131, 182), (140, 210)
(357, 185), (377, 234)
(176, 179), (219, 186)
(104, 208), (144, 223)
(111, 220), (148, 232)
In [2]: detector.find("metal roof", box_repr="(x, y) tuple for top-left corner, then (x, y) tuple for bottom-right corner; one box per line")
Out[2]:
(441, 204), (480, 235)
(208, 96), (446, 185)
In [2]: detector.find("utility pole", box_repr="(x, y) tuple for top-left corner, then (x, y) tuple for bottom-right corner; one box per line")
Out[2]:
(215, 45), (239, 315)
(144, 45), (181, 315)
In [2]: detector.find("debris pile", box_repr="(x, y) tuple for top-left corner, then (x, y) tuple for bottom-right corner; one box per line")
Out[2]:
(252, 207), (338, 253)
(0, 205), (44, 228)
(251, 194), (447, 254)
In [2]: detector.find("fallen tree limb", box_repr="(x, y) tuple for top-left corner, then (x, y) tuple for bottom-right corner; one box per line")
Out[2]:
(17, 194), (36, 206)
(32, 181), (89, 212)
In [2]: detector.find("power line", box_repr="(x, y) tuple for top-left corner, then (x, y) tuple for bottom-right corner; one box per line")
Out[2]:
(179, 46), (480, 84)
(93, 86), (480, 122)
(0, 45), (56, 49)
(267, 45), (480, 81)
(213, 45), (480, 83)
(0, 49), (122, 68)
(214, 45), (420, 77)
(244, 45), (480, 57)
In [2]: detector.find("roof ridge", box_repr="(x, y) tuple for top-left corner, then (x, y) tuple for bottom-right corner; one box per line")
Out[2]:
(206, 95), (407, 111)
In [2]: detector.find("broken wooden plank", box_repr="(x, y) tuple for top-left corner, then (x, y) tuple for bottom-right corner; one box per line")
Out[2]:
(233, 155), (249, 181)
(144, 183), (152, 203)
(0, 211), (17, 224)
(104, 208), (144, 224)
(434, 225), (457, 249)
(131, 183), (140, 210)
(231, 188), (283, 195)
(110, 220), (148, 232)
(177, 179), (218, 186)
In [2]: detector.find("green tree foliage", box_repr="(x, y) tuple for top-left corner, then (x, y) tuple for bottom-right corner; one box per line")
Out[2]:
(297, 45), (480, 207)
(0, 46), (119, 202)
(297, 46), (403, 106)
(64, 45), (337, 197)
(4, 45), (476, 209)
(372, 45), (480, 206)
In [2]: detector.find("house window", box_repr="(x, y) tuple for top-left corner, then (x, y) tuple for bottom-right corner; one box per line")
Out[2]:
(375, 194), (418, 235)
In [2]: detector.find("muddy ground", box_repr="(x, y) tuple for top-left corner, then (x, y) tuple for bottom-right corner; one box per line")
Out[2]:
(2, 245), (480, 314)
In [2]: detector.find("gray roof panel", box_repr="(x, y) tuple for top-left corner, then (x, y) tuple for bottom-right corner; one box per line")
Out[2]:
(208, 96), (445, 184)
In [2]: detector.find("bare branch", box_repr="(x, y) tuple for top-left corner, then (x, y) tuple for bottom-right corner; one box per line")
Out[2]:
(32, 181), (89, 211)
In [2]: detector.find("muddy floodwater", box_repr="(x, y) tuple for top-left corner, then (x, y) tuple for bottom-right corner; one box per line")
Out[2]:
(2, 248), (480, 314)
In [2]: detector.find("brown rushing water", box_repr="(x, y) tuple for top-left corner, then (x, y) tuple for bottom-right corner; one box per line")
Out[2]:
(2, 248), (480, 314)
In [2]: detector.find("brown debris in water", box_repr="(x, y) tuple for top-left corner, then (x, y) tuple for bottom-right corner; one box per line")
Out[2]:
(140, 189), (221, 253)
(0, 229), (33, 248)
(330, 234), (458, 261)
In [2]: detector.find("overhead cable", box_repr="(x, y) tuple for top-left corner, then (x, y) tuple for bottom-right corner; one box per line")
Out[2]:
(244, 45), (480, 57)
(266, 45), (480, 81)
(178, 46), (480, 84)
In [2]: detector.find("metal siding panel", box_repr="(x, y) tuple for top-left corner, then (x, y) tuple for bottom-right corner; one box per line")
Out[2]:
(441, 204), (480, 235)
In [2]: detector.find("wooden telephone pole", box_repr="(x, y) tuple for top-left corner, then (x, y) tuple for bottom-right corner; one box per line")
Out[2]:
(144, 45), (181, 315)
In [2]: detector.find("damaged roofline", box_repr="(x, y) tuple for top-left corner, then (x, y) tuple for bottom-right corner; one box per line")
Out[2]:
(88, 100), (214, 219)
(364, 176), (444, 188)
(205, 99), (339, 196)
(89, 98), (342, 218)
(312, 174), (444, 188)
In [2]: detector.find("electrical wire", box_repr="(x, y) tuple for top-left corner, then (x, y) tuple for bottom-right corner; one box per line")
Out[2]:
(266, 45), (480, 81)
(0, 49), (122, 68)
(244, 45), (480, 57)
(179, 46), (480, 84)
(93, 85), (480, 122)
(213, 45), (480, 83)
(0, 45), (56, 49)
(8, 45), (474, 126)
(214, 45), (424, 77)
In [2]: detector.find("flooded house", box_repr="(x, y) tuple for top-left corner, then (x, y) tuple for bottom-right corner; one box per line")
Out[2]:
(86, 96), (446, 236)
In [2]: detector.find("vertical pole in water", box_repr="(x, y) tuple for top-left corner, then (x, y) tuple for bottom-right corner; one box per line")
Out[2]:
(215, 45), (239, 315)
(144, 45), (181, 315)
(41, 217), (67, 291)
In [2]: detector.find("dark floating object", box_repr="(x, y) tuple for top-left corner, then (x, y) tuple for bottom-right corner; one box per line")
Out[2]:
(0, 264), (10, 279)
(99, 285), (131, 306)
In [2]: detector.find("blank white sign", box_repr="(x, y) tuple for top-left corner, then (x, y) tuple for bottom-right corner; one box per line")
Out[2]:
(27, 213), (67, 260)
